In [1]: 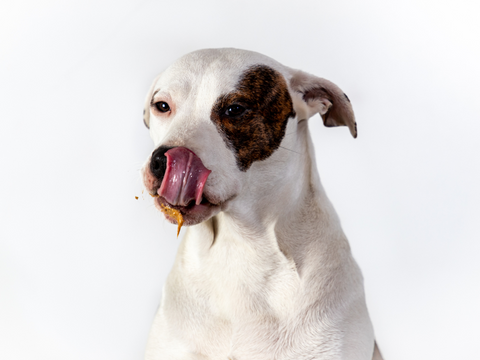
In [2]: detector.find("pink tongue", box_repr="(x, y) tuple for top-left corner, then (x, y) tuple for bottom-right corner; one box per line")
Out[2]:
(157, 147), (211, 206)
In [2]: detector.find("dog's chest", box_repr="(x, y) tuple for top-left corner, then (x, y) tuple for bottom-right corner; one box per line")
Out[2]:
(180, 224), (301, 321)
(164, 227), (318, 358)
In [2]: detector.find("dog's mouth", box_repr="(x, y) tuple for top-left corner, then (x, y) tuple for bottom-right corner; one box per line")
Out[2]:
(148, 147), (220, 227)
(154, 195), (216, 219)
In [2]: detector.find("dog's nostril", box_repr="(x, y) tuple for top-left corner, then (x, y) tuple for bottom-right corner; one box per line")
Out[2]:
(150, 146), (174, 181)
(151, 157), (161, 170)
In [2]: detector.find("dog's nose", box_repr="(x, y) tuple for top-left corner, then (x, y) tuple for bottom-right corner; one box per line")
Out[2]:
(150, 146), (174, 181)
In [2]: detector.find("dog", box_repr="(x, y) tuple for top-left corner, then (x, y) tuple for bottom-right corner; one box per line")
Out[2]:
(141, 48), (382, 360)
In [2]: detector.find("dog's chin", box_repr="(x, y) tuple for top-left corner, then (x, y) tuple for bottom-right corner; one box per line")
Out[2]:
(154, 196), (221, 226)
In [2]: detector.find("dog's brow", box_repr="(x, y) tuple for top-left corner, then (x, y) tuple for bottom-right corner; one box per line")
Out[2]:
(150, 89), (162, 106)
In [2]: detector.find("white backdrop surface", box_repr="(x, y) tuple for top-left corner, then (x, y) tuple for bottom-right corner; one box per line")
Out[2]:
(1, 0), (479, 359)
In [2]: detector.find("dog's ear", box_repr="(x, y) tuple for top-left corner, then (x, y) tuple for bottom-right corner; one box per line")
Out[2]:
(289, 70), (357, 138)
(143, 74), (162, 129)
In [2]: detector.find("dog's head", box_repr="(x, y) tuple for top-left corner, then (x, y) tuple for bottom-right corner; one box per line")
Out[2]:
(141, 48), (355, 227)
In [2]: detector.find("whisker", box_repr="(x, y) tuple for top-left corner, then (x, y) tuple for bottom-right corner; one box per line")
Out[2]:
(278, 145), (302, 155)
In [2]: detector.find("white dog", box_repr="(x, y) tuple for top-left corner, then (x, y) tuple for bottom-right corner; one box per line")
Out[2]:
(141, 48), (382, 360)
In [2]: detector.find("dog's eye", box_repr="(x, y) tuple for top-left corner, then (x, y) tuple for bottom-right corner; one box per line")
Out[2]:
(155, 101), (171, 113)
(225, 105), (245, 117)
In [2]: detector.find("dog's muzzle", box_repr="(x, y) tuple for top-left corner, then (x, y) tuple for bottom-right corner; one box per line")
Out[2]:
(150, 146), (211, 207)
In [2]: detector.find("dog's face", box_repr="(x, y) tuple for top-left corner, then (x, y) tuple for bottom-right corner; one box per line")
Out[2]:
(142, 49), (356, 227)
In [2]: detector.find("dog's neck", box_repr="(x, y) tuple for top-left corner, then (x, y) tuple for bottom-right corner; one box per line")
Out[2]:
(187, 121), (349, 276)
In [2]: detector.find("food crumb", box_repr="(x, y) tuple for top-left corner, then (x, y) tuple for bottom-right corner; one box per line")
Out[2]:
(135, 196), (139, 200)
(160, 203), (184, 237)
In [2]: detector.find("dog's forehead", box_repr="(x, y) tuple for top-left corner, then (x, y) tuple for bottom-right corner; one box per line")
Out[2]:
(154, 49), (288, 99)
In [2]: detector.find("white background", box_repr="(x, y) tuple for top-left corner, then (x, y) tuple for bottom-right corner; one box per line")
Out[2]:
(1, 0), (479, 359)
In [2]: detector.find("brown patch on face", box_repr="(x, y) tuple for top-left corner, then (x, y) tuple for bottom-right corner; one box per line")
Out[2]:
(211, 65), (295, 171)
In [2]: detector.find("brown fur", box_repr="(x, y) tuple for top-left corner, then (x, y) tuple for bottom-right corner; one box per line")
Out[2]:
(211, 65), (295, 171)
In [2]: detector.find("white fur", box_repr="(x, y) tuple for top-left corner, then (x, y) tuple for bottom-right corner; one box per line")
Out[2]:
(142, 48), (376, 360)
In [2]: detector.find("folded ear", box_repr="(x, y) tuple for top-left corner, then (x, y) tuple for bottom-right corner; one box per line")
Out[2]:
(289, 69), (357, 138)
(143, 74), (162, 129)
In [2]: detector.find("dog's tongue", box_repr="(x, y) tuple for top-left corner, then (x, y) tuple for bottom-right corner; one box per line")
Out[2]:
(158, 147), (211, 206)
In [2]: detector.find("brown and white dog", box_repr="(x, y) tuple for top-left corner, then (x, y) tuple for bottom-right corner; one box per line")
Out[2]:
(141, 48), (382, 360)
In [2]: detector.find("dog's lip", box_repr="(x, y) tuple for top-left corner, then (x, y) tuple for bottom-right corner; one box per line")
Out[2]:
(154, 193), (219, 214)
(148, 188), (234, 209)
(149, 189), (236, 227)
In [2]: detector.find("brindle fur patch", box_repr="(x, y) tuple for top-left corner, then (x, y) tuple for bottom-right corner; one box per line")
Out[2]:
(211, 65), (295, 171)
